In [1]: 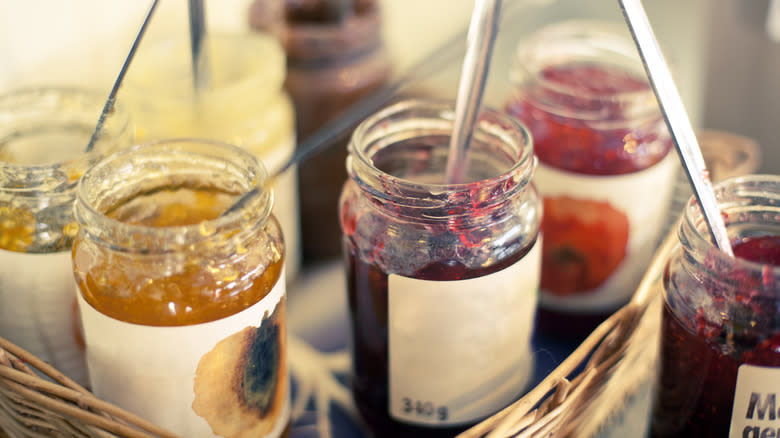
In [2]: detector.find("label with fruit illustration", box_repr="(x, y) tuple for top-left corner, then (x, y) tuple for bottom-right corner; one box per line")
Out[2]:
(535, 151), (678, 312)
(78, 275), (288, 437)
(387, 239), (541, 426)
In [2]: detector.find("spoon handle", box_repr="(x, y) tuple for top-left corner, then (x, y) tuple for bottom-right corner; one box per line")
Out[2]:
(85, 0), (160, 153)
(189, 0), (211, 91)
(445, 0), (502, 184)
(619, 0), (734, 256)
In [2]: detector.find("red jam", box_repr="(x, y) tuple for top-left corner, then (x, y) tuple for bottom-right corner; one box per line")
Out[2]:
(345, 239), (537, 438)
(340, 101), (541, 437)
(506, 62), (673, 338)
(506, 63), (668, 176)
(651, 235), (780, 438)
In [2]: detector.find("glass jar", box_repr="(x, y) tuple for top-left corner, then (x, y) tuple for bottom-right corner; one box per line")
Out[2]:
(251, 0), (391, 262)
(118, 31), (300, 282)
(339, 99), (542, 437)
(73, 140), (289, 437)
(0, 87), (132, 386)
(651, 175), (780, 438)
(505, 20), (678, 338)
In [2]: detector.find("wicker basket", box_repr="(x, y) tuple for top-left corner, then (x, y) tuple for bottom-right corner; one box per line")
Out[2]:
(0, 231), (670, 438)
(0, 131), (760, 438)
(0, 335), (178, 438)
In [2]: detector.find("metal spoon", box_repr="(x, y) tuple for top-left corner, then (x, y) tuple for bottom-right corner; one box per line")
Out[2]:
(222, 0), (539, 218)
(618, 0), (734, 257)
(189, 0), (211, 91)
(445, 0), (502, 184)
(85, 0), (160, 153)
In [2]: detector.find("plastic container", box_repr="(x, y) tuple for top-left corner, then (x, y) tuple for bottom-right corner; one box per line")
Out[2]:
(505, 20), (677, 338)
(0, 87), (133, 387)
(73, 140), (289, 437)
(339, 99), (542, 437)
(651, 175), (780, 438)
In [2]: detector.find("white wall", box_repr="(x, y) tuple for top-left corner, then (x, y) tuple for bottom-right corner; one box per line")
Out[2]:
(0, 0), (707, 125)
(702, 0), (780, 174)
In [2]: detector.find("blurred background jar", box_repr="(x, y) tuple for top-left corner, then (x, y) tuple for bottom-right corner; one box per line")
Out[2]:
(505, 20), (678, 339)
(0, 87), (133, 387)
(651, 174), (779, 438)
(117, 31), (301, 282)
(73, 140), (289, 437)
(250, 0), (391, 263)
(340, 99), (542, 437)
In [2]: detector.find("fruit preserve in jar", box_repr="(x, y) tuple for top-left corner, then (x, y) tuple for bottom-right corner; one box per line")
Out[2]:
(73, 140), (289, 437)
(505, 20), (678, 338)
(339, 99), (542, 437)
(0, 87), (132, 387)
(651, 175), (780, 438)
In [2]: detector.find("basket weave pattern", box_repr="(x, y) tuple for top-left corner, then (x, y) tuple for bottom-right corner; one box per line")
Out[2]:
(0, 336), (176, 438)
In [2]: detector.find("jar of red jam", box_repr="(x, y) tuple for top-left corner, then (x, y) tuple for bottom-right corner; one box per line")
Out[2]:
(339, 99), (542, 437)
(651, 174), (780, 438)
(505, 20), (677, 337)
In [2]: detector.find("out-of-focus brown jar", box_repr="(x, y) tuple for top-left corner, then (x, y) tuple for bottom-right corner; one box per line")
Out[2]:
(250, 0), (392, 263)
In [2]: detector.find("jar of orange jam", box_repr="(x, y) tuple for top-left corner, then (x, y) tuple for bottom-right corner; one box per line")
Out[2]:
(73, 140), (289, 437)
(0, 87), (132, 387)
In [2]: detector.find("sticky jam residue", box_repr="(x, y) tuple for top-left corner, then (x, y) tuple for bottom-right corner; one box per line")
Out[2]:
(651, 235), (780, 438)
(73, 186), (283, 326)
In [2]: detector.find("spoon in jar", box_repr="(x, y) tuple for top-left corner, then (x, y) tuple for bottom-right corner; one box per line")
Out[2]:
(85, 0), (160, 153)
(222, 0), (526, 217)
(445, 0), (502, 184)
(189, 0), (211, 91)
(618, 0), (734, 257)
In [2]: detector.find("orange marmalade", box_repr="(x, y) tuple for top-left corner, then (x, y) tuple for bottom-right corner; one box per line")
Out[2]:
(74, 187), (283, 326)
(72, 140), (284, 327)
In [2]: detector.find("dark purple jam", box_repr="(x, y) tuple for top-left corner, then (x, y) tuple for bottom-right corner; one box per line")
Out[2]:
(344, 239), (536, 438)
(651, 235), (780, 438)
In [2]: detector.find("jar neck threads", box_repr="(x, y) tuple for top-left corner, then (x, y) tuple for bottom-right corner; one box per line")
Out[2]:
(0, 87), (133, 196)
(678, 174), (780, 295)
(74, 140), (273, 256)
(511, 20), (659, 124)
(346, 99), (535, 223)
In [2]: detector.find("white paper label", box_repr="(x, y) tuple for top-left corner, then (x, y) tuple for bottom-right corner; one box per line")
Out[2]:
(388, 239), (541, 426)
(729, 364), (780, 438)
(535, 152), (678, 312)
(78, 272), (289, 438)
(0, 249), (89, 386)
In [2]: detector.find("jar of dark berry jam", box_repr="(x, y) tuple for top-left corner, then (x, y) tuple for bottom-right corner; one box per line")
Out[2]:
(505, 20), (677, 338)
(651, 174), (780, 438)
(339, 99), (542, 437)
